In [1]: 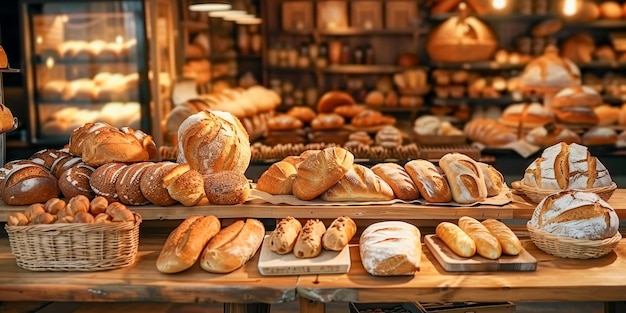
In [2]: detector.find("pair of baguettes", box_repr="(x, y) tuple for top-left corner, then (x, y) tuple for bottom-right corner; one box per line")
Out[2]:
(156, 216), (265, 274)
(435, 216), (522, 259)
(268, 216), (357, 258)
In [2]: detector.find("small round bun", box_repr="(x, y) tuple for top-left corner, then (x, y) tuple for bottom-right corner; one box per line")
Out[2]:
(204, 171), (250, 205)
(600, 1), (622, 19)
(316, 91), (355, 113)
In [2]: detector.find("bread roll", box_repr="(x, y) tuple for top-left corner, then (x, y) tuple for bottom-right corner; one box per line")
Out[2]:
(530, 190), (619, 240)
(522, 142), (613, 190)
(594, 104), (620, 126)
(524, 125), (582, 147)
(582, 127), (618, 146)
(156, 215), (221, 273)
(200, 219), (265, 273)
(458, 216), (501, 260)
(404, 160), (452, 203)
(321, 164), (395, 202)
(105, 202), (134, 222)
(293, 219), (326, 258)
(256, 161), (297, 195)
(464, 118), (517, 147)
(116, 162), (152, 205)
(292, 147), (354, 201)
(317, 91), (355, 113)
(477, 162), (504, 197)
(322, 216), (356, 251)
(268, 216), (302, 254)
(552, 86), (603, 109)
(267, 114), (303, 131)
(203, 171), (250, 205)
(286, 106), (316, 123)
(7, 212), (29, 226)
(435, 221), (476, 258)
(371, 163), (419, 201)
(310, 113), (345, 130)
(163, 164), (205, 206)
(499, 103), (554, 128)
(359, 221), (421, 276)
(439, 153), (488, 204)
(481, 219), (521, 256)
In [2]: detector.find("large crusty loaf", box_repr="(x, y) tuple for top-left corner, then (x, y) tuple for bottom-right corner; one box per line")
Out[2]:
(522, 142), (613, 190)
(477, 162), (505, 197)
(200, 219), (265, 273)
(256, 161), (297, 195)
(371, 163), (419, 201)
(530, 190), (619, 240)
(439, 153), (488, 204)
(177, 110), (251, 175)
(321, 164), (395, 202)
(458, 216), (502, 260)
(359, 221), (421, 276)
(268, 216), (302, 254)
(404, 160), (451, 203)
(464, 118), (517, 147)
(293, 219), (327, 258)
(69, 122), (156, 167)
(156, 215), (221, 273)
(322, 216), (356, 251)
(292, 147), (354, 200)
(1, 161), (60, 205)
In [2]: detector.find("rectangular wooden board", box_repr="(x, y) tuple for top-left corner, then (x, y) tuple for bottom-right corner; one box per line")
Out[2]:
(424, 234), (537, 272)
(257, 235), (351, 276)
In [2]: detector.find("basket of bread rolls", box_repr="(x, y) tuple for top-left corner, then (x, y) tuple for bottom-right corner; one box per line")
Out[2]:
(5, 195), (141, 271)
(511, 142), (617, 203)
(527, 190), (621, 259)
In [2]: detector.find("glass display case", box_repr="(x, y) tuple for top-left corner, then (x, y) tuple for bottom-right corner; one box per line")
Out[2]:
(20, 0), (176, 146)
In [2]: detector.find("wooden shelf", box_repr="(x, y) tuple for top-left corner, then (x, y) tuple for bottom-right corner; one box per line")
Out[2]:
(577, 61), (626, 70)
(34, 55), (135, 65)
(323, 64), (403, 74)
(428, 13), (555, 22)
(429, 61), (527, 71)
(564, 19), (626, 28)
(266, 66), (317, 73)
(431, 95), (528, 107)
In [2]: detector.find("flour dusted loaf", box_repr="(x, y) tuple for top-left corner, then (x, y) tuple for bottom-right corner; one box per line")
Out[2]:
(359, 221), (421, 276)
(321, 164), (395, 202)
(521, 142), (613, 190)
(439, 153), (488, 204)
(292, 147), (354, 200)
(177, 110), (251, 175)
(529, 190), (619, 240)
(200, 219), (265, 273)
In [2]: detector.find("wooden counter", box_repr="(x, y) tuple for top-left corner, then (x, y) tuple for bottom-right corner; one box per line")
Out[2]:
(0, 234), (297, 308)
(297, 240), (626, 313)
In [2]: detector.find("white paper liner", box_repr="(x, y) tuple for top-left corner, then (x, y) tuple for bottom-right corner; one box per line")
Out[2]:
(247, 186), (512, 207)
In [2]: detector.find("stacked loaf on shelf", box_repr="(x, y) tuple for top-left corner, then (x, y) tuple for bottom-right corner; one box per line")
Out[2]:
(42, 102), (141, 135)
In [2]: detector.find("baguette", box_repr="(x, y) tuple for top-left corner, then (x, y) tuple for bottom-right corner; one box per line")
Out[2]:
(322, 216), (356, 251)
(268, 216), (302, 254)
(481, 219), (522, 256)
(156, 215), (221, 273)
(200, 219), (265, 273)
(458, 216), (502, 260)
(435, 221), (476, 258)
(293, 219), (326, 258)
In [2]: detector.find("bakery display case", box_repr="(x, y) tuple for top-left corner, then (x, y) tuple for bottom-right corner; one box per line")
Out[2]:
(20, 0), (175, 146)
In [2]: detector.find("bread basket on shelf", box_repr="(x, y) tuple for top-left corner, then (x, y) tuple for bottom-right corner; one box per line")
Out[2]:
(527, 222), (621, 259)
(511, 181), (617, 204)
(5, 213), (141, 271)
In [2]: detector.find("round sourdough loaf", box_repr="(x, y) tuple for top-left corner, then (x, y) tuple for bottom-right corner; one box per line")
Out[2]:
(1, 161), (59, 205)
(203, 171), (250, 205)
(522, 142), (612, 190)
(529, 190), (618, 240)
(59, 162), (95, 199)
(139, 162), (178, 206)
(177, 110), (251, 175)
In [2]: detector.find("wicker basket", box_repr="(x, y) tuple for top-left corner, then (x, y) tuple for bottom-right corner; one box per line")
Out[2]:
(4, 213), (141, 271)
(527, 222), (621, 259)
(511, 181), (617, 204)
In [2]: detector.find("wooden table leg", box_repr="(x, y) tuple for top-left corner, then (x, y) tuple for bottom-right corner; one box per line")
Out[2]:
(299, 297), (325, 313)
(224, 303), (271, 313)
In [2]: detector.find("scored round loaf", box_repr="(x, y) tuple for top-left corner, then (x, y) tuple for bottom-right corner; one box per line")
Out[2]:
(139, 161), (179, 206)
(204, 171), (250, 205)
(177, 110), (251, 175)
(530, 190), (619, 240)
(163, 164), (205, 206)
(28, 148), (72, 171)
(2, 162), (59, 205)
(255, 161), (297, 195)
(50, 155), (83, 179)
(115, 162), (153, 205)
(292, 147), (354, 201)
(89, 162), (128, 203)
(59, 162), (96, 199)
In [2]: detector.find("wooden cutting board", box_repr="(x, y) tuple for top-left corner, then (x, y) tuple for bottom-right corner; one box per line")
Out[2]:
(424, 234), (537, 272)
(257, 235), (351, 276)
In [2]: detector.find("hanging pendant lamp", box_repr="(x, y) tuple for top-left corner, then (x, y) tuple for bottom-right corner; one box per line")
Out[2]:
(188, 0), (231, 12)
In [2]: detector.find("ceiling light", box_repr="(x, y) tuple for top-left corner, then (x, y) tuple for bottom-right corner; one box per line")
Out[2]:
(188, 0), (231, 12)
(236, 17), (262, 25)
(209, 10), (247, 17)
(223, 13), (255, 21)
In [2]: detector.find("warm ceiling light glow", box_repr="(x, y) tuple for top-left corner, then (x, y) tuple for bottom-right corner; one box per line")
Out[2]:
(115, 35), (124, 44)
(223, 14), (255, 21)
(45, 57), (55, 69)
(209, 10), (248, 17)
(492, 0), (506, 10)
(36, 36), (43, 44)
(236, 17), (262, 25)
(563, 0), (578, 16)
(189, 3), (231, 11)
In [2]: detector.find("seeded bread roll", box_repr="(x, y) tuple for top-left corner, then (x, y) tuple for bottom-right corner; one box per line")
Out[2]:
(371, 163), (419, 201)
(255, 161), (297, 195)
(139, 162), (179, 206)
(203, 171), (250, 205)
(268, 216), (302, 254)
(322, 216), (356, 251)
(156, 215), (221, 273)
(404, 160), (452, 203)
(292, 147), (354, 201)
(293, 219), (326, 259)
(163, 164), (205, 206)
(439, 153), (488, 204)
